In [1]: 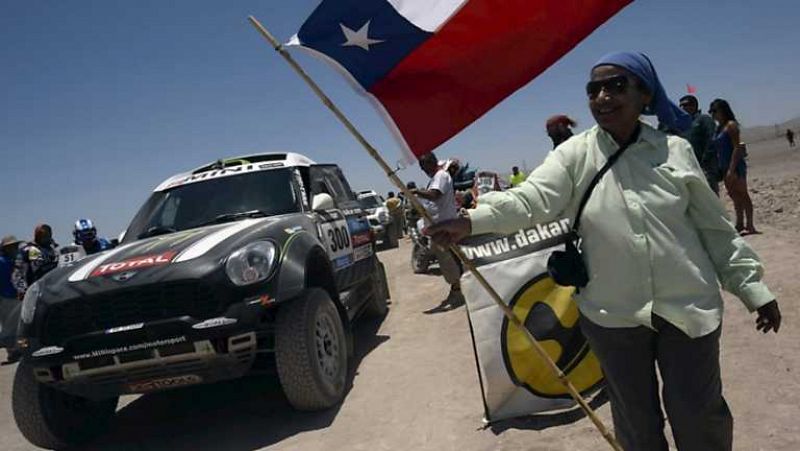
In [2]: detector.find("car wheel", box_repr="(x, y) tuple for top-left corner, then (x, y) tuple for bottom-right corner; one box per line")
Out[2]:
(411, 244), (429, 274)
(275, 288), (348, 411)
(364, 260), (389, 317)
(12, 360), (118, 449)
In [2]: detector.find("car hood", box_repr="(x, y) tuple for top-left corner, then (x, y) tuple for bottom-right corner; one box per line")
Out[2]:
(39, 216), (300, 303)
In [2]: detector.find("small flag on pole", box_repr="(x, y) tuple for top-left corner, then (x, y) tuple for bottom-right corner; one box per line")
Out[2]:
(686, 83), (697, 94)
(288, 0), (633, 159)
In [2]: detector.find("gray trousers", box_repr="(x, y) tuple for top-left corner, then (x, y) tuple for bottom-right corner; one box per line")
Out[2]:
(579, 315), (732, 451)
(432, 244), (462, 286)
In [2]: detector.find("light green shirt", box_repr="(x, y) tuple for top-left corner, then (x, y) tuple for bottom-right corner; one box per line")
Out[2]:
(470, 123), (773, 338)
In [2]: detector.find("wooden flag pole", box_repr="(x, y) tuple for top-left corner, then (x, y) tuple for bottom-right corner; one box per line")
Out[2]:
(247, 16), (622, 451)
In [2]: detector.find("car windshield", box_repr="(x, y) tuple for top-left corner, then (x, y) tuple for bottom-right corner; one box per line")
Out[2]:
(358, 195), (382, 209)
(125, 168), (299, 241)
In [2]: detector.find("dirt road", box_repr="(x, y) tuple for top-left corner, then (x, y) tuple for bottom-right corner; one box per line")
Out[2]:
(1, 140), (798, 450)
(0, 229), (798, 450)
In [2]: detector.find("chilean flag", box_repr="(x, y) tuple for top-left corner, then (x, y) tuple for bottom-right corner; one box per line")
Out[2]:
(289, 0), (632, 158)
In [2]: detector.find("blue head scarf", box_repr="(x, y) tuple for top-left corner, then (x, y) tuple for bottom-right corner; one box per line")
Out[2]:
(593, 52), (691, 133)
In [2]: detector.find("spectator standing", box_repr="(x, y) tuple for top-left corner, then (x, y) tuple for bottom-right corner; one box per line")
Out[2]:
(428, 52), (780, 450)
(412, 153), (463, 309)
(385, 192), (404, 238)
(787, 129), (795, 148)
(546, 114), (577, 148)
(0, 236), (20, 299)
(13, 224), (59, 297)
(403, 181), (420, 236)
(710, 99), (757, 235)
(1, 236), (23, 351)
(509, 166), (526, 187)
(679, 95), (720, 194)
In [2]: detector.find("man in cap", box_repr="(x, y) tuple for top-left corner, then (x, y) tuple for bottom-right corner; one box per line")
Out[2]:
(412, 153), (464, 310)
(679, 95), (720, 194)
(546, 114), (577, 148)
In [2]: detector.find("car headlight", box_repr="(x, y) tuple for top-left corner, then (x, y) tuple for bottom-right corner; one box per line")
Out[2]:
(225, 241), (277, 286)
(21, 281), (42, 324)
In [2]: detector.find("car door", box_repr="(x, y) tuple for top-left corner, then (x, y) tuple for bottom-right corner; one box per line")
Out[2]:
(308, 165), (374, 296)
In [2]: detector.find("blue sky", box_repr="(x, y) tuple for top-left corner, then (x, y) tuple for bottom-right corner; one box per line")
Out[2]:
(2, 0), (799, 244)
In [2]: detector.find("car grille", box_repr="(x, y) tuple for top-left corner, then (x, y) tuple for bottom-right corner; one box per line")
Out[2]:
(41, 282), (229, 345)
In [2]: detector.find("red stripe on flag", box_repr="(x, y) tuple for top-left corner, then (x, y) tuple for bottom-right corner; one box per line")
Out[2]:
(370, 0), (633, 157)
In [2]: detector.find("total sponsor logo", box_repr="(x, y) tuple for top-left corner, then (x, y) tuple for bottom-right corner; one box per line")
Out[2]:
(90, 251), (177, 277)
(128, 374), (203, 393)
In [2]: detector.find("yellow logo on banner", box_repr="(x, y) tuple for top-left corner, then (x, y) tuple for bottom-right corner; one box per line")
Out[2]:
(502, 274), (603, 398)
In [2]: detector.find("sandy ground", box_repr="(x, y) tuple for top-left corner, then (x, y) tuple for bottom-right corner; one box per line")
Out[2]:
(0, 138), (798, 450)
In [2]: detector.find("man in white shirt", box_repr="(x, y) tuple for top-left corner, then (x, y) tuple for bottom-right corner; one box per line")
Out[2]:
(412, 153), (463, 309)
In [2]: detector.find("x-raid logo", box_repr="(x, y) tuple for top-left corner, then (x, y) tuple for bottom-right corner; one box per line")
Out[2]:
(91, 251), (177, 277)
(112, 271), (138, 282)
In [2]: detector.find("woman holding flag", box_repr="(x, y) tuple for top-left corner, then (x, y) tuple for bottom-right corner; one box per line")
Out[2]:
(427, 52), (782, 451)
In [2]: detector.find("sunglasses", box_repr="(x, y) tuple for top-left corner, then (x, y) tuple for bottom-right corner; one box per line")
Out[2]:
(586, 75), (629, 98)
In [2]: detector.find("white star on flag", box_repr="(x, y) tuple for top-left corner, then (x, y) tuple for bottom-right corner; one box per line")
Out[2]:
(340, 20), (384, 51)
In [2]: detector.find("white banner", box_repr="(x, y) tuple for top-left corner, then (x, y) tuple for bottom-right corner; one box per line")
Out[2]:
(460, 219), (603, 422)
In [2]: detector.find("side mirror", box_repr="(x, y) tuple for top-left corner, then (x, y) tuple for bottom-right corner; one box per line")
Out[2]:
(311, 193), (335, 211)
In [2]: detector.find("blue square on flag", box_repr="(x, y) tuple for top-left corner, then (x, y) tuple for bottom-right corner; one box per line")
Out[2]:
(296, 0), (431, 90)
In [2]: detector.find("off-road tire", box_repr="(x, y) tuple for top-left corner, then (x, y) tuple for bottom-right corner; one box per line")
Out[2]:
(364, 260), (390, 317)
(275, 288), (348, 411)
(12, 360), (118, 449)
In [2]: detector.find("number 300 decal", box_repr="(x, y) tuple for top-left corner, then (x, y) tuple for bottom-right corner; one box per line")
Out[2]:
(327, 226), (350, 252)
(321, 219), (353, 261)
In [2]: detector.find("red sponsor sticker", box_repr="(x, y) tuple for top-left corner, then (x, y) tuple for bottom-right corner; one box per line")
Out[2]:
(128, 374), (202, 393)
(91, 251), (177, 277)
(351, 232), (372, 247)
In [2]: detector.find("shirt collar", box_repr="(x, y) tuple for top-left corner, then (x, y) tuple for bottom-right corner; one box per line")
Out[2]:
(595, 121), (661, 149)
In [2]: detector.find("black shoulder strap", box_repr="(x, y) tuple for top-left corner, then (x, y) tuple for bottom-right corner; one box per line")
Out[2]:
(571, 127), (640, 234)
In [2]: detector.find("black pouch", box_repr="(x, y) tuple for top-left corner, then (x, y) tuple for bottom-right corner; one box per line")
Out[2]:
(545, 129), (637, 288)
(547, 232), (589, 288)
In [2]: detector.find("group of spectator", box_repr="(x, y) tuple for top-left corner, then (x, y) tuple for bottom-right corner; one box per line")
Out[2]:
(0, 219), (112, 355)
(0, 225), (59, 354)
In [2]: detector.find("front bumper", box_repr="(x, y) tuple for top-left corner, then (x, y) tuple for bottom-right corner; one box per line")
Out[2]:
(25, 298), (273, 400)
(32, 332), (257, 399)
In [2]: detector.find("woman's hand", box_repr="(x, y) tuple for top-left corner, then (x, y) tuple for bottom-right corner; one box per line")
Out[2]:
(423, 217), (472, 246)
(756, 300), (781, 333)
